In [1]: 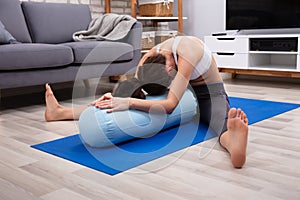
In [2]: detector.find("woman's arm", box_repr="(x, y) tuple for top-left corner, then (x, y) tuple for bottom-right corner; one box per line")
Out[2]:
(95, 51), (195, 113)
(96, 37), (197, 113)
(95, 60), (193, 114)
(134, 48), (157, 78)
(130, 55), (194, 114)
(129, 91), (178, 114)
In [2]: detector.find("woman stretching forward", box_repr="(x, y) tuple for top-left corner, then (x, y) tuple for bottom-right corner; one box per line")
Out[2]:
(45, 36), (249, 168)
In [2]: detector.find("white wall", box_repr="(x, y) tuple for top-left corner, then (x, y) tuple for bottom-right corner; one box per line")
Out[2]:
(171, 0), (226, 40)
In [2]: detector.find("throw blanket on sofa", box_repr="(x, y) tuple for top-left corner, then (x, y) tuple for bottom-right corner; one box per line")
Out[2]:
(73, 13), (137, 41)
(0, 20), (19, 44)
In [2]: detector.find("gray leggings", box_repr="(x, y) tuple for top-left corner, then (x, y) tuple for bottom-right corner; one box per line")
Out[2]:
(191, 82), (230, 137)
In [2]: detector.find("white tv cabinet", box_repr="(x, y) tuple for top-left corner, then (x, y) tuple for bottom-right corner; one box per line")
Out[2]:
(204, 34), (300, 78)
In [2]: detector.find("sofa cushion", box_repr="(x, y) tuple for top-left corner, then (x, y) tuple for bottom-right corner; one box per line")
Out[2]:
(62, 41), (134, 64)
(0, 0), (32, 43)
(0, 44), (73, 70)
(22, 2), (91, 44)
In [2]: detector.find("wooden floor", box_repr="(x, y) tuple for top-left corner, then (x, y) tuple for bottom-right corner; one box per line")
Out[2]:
(0, 77), (299, 200)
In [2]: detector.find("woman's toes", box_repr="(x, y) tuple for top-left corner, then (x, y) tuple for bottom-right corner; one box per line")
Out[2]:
(237, 108), (242, 118)
(228, 108), (237, 119)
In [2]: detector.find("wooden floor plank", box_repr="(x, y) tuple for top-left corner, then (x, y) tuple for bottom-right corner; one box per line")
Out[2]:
(0, 77), (299, 199)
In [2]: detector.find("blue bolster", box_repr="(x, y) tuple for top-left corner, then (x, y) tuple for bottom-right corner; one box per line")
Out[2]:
(79, 89), (198, 148)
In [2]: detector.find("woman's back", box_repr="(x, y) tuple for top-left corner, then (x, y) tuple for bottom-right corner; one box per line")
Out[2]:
(158, 36), (223, 85)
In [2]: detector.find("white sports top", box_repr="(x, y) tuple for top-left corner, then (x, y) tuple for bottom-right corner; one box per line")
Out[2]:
(169, 36), (212, 80)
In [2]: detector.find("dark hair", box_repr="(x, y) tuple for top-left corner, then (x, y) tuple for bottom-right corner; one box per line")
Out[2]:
(112, 78), (145, 99)
(111, 54), (174, 99)
(144, 53), (166, 65)
(137, 54), (173, 95)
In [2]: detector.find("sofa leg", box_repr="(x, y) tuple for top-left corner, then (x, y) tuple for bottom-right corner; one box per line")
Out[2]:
(83, 80), (90, 88)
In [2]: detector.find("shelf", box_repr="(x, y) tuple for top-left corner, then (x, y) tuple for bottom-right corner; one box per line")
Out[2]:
(130, 0), (183, 33)
(249, 53), (297, 71)
(137, 16), (187, 21)
(249, 51), (298, 55)
(218, 68), (300, 78)
(248, 65), (297, 71)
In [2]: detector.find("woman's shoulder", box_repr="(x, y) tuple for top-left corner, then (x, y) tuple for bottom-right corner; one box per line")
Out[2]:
(159, 37), (175, 48)
(177, 36), (204, 65)
(178, 36), (203, 45)
(151, 37), (174, 54)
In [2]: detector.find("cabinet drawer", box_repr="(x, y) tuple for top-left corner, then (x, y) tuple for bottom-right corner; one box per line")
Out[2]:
(213, 53), (248, 69)
(205, 36), (248, 53)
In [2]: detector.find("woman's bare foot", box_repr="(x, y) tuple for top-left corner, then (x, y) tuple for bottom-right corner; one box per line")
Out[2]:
(45, 83), (66, 121)
(220, 108), (249, 168)
(45, 84), (87, 121)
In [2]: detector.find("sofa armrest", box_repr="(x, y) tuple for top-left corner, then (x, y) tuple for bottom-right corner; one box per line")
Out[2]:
(119, 21), (142, 56)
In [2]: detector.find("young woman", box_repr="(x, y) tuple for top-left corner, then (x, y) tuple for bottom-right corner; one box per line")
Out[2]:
(45, 36), (248, 168)
(92, 36), (249, 168)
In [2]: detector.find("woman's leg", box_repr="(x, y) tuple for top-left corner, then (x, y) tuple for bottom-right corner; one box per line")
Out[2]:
(45, 84), (87, 121)
(220, 108), (248, 168)
(192, 83), (249, 168)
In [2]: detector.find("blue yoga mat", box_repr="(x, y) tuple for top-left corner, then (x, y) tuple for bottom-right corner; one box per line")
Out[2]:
(32, 97), (300, 175)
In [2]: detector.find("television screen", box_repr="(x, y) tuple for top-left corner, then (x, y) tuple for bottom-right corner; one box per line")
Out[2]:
(226, 0), (300, 30)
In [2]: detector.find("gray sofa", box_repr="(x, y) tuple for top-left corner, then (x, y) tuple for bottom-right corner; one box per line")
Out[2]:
(0, 0), (142, 89)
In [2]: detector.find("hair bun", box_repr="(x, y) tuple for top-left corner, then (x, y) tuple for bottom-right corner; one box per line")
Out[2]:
(112, 78), (145, 99)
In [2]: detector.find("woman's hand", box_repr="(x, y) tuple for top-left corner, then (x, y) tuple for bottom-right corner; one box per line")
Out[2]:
(91, 93), (131, 113)
(90, 92), (113, 106)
